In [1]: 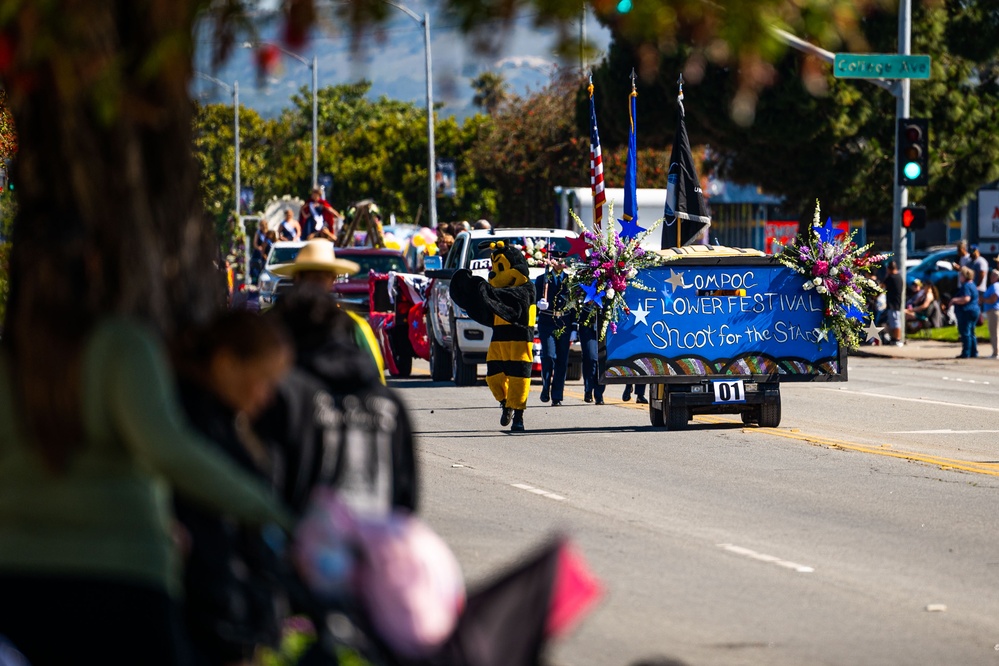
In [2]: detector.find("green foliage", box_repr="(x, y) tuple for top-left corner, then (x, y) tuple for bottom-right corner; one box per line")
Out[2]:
(196, 81), (499, 229)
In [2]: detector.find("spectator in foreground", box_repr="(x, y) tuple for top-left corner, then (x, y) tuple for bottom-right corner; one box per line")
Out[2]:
(0, 308), (295, 665)
(173, 311), (294, 665)
(257, 284), (418, 516)
(270, 239), (385, 381)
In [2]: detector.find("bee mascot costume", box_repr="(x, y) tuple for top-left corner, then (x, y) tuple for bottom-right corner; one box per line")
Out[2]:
(449, 241), (537, 432)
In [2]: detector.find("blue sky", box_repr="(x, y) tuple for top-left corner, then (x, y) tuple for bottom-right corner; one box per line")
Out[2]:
(193, 3), (610, 120)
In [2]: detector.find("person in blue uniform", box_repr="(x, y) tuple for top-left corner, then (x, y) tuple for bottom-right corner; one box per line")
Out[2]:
(577, 308), (605, 405)
(535, 256), (575, 406)
(622, 383), (647, 404)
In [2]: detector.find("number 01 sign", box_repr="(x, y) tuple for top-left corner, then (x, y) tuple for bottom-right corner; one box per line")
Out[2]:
(711, 379), (746, 404)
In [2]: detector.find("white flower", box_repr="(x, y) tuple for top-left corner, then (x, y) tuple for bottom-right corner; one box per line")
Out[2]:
(830, 267), (839, 276)
(824, 245), (835, 259)
(605, 288), (615, 298)
(816, 285), (828, 295)
(803, 281), (815, 290)
(628, 268), (637, 278)
(813, 277), (822, 286)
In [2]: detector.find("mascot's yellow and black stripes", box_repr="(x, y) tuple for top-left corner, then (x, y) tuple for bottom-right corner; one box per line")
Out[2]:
(449, 240), (536, 432)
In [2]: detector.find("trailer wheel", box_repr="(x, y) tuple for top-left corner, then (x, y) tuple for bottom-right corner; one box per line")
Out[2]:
(566, 361), (583, 381)
(649, 397), (665, 427)
(758, 397), (782, 428)
(665, 394), (688, 431)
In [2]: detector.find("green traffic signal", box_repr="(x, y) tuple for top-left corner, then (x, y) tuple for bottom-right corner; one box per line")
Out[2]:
(903, 162), (922, 180)
(616, 0), (633, 12)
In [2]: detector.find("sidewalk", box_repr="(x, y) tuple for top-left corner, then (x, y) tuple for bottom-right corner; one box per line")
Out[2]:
(851, 337), (997, 361)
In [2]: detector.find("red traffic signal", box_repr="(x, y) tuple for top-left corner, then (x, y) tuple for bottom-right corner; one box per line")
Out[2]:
(902, 205), (927, 230)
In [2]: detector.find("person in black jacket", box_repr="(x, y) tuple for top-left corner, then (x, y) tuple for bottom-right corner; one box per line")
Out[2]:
(172, 311), (295, 666)
(256, 284), (418, 516)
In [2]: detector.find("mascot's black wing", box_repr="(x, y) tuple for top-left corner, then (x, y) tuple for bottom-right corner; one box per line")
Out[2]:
(479, 282), (534, 325)
(449, 269), (496, 327)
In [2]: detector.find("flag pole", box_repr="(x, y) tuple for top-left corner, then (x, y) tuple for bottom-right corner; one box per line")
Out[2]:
(676, 73), (684, 249)
(588, 72), (599, 231)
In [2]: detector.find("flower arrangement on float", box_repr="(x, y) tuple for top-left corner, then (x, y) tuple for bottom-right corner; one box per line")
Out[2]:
(775, 200), (890, 350)
(564, 209), (668, 340)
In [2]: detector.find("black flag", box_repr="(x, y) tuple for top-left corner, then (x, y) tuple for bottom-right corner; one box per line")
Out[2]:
(663, 77), (711, 248)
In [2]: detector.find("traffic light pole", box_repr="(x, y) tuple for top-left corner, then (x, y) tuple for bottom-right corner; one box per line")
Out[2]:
(772, 0), (912, 344)
(893, 0), (911, 344)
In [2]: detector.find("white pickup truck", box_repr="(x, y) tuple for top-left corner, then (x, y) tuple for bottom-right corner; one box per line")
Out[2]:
(425, 228), (582, 386)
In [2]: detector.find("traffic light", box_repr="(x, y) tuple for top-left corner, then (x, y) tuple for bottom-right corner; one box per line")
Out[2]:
(901, 205), (927, 230)
(616, 0), (633, 12)
(897, 118), (929, 187)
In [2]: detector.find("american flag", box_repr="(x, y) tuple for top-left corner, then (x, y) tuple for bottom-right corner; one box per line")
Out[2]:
(588, 81), (606, 229)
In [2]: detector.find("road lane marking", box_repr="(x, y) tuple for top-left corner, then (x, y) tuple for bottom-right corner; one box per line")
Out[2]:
(717, 544), (814, 573)
(817, 387), (999, 413)
(511, 483), (566, 501)
(941, 376), (990, 385)
(888, 429), (999, 434)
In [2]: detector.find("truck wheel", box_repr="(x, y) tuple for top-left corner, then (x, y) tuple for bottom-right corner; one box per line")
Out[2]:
(758, 397), (781, 428)
(450, 319), (478, 386)
(741, 408), (759, 425)
(566, 361), (582, 381)
(428, 319), (452, 382)
(665, 394), (688, 431)
(452, 348), (478, 386)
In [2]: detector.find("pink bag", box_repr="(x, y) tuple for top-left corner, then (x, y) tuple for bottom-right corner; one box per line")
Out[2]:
(293, 488), (465, 658)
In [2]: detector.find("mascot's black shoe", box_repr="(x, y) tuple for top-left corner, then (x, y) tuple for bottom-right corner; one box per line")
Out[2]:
(500, 400), (513, 426)
(510, 410), (525, 432)
(540, 388), (550, 403)
(584, 391), (593, 403)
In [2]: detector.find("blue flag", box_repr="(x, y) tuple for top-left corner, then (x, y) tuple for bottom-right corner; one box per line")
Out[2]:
(623, 89), (638, 224)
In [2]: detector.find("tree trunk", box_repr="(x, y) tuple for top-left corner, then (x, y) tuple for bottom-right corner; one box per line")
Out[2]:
(3, 1), (221, 340)
(1, 1), (221, 457)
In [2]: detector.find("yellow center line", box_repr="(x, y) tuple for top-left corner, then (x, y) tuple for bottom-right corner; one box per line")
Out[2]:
(556, 389), (999, 477)
(695, 414), (999, 478)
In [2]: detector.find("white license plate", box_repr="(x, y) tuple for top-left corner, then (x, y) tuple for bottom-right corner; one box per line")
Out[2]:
(711, 379), (747, 404)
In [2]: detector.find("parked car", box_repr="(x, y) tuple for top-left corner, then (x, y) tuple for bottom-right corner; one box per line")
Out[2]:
(906, 246), (959, 299)
(258, 242), (410, 313)
(424, 228), (582, 386)
(328, 247), (410, 314)
(258, 241), (305, 309)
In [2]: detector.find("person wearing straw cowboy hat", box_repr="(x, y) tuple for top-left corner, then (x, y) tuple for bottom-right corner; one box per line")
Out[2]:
(271, 239), (385, 380)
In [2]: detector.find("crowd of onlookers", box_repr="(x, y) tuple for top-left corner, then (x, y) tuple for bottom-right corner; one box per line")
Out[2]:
(877, 240), (999, 358)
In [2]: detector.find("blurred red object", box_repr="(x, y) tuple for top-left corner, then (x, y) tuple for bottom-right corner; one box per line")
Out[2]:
(255, 43), (281, 75)
(545, 540), (603, 639)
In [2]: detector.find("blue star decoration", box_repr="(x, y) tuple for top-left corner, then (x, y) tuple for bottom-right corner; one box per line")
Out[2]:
(842, 304), (866, 322)
(814, 216), (846, 244)
(618, 216), (645, 240)
(660, 285), (674, 308)
(581, 280), (602, 305)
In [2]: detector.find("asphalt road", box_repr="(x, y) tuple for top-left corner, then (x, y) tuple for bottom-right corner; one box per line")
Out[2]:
(390, 356), (999, 666)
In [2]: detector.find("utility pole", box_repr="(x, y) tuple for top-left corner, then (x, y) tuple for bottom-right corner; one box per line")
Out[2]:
(892, 0), (912, 344)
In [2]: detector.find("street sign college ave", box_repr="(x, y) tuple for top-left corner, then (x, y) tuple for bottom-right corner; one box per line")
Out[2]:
(833, 54), (931, 79)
